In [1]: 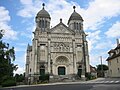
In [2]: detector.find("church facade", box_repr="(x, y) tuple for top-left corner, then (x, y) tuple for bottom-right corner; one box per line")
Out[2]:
(25, 4), (90, 83)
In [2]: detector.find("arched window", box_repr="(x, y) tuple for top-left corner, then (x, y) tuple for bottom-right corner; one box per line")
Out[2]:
(76, 23), (79, 30)
(74, 22), (76, 30)
(41, 20), (44, 28)
(79, 23), (81, 30)
(45, 20), (47, 28)
(39, 20), (47, 29)
(39, 20), (42, 28)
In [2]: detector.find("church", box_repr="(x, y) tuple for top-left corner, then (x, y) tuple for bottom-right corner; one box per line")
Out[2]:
(25, 3), (90, 83)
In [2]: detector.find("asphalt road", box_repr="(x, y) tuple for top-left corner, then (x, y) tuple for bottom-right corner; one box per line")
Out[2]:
(1, 78), (120, 90)
(1, 83), (120, 90)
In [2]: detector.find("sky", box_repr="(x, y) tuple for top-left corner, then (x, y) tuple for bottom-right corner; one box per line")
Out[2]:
(0, 0), (120, 74)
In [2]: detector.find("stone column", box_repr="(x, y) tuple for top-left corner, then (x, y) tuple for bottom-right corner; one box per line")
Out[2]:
(81, 34), (86, 81)
(85, 41), (90, 73)
(34, 39), (38, 74)
(48, 38), (51, 73)
(72, 39), (77, 74)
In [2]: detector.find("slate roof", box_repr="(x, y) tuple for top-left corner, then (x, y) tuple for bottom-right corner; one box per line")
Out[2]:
(68, 10), (83, 24)
(106, 44), (120, 61)
(36, 7), (51, 19)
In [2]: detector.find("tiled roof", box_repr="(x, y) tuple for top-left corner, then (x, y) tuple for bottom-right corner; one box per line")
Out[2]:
(115, 44), (120, 50)
(108, 49), (115, 54)
(90, 65), (97, 73)
(106, 44), (120, 61)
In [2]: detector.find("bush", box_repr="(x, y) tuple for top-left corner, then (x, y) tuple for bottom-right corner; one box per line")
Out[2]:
(1, 79), (16, 87)
(85, 73), (92, 80)
(39, 74), (49, 82)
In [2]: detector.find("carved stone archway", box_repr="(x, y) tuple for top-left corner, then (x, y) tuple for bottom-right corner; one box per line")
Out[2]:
(56, 56), (69, 75)
(56, 56), (69, 65)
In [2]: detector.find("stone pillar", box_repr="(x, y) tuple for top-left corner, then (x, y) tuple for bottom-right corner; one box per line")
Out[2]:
(81, 34), (86, 81)
(72, 39), (77, 74)
(48, 38), (51, 73)
(85, 41), (90, 73)
(34, 39), (38, 74)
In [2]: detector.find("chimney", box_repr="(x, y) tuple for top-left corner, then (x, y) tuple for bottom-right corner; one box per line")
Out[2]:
(116, 38), (119, 46)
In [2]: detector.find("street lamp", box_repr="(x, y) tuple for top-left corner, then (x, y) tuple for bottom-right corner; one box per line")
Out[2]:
(100, 56), (103, 77)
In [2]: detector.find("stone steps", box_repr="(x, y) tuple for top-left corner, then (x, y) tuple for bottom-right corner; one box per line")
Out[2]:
(49, 74), (81, 82)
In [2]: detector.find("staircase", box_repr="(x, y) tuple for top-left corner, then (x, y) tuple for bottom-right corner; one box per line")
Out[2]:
(49, 74), (81, 82)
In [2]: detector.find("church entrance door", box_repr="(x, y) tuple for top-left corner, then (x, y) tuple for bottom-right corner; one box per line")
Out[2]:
(78, 69), (82, 78)
(40, 65), (45, 75)
(77, 65), (82, 78)
(58, 66), (66, 75)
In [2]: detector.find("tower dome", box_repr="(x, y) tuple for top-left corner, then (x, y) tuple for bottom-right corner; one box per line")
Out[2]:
(68, 6), (83, 24)
(35, 3), (51, 32)
(36, 3), (51, 19)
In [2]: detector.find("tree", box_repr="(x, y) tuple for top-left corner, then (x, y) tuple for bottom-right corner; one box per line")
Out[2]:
(96, 64), (108, 77)
(96, 64), (108, 71)
(0, 30), (17, 84)
(15, 73), (25, 82)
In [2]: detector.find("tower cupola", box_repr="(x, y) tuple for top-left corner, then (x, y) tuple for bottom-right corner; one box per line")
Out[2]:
(68, 6), (83, 33)
(35, 3), (51, 32)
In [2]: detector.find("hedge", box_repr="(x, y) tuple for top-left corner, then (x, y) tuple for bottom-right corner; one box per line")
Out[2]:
(1, 79), (16, 87)
(39, 74), (49, 82)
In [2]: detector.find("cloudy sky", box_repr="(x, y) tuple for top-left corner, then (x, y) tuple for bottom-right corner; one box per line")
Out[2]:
(0, 0), (120, 74)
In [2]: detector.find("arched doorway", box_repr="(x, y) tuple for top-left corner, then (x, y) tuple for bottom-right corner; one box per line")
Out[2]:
(56, 56), (69, 75)
(58, 66), (66, 75)
(77, 65), (82, 78)
(40, 65), (45, 75)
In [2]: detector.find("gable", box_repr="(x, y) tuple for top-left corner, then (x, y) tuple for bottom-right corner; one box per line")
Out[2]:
(50, 23), (74, 34)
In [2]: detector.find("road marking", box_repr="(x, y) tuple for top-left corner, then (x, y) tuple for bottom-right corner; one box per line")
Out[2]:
(88, 80), (120, 84)
(105, 81), (109, 83)
(115, 81), (120, 83)
(100, 81), (105, 83)
(110, 81), (114, 83)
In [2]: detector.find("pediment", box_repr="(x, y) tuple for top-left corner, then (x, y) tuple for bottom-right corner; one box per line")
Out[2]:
(50, 23), (74, 34)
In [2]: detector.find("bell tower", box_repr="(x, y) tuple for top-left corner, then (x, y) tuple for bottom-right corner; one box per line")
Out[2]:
(35, 3), (51, 32)
(68, 6), (84, 33)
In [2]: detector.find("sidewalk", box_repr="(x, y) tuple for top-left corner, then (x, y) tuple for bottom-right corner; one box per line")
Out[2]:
(86, 78), (105, 82)
(3, 78), (106, 89)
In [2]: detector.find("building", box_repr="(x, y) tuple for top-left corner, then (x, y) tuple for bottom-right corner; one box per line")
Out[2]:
(90, 65), (97, 78)
(25, 3), (90, 83)
(106, 39), (120, 77)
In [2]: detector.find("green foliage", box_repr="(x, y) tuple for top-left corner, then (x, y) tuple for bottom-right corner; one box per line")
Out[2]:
(85, 73), (96, 80)
(96, 64), (108, 77)
(1, 79), (16, 87)
(39, 74), (49, 82)
(96, 64), (108, 71)
(0, 30), (17, 84)
(85, 73), (92, 80)
(15, 74), (25, 82)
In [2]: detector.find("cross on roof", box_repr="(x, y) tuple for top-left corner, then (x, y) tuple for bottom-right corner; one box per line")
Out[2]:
(42, 3), (45, 9)
(73, 6), (76, 11)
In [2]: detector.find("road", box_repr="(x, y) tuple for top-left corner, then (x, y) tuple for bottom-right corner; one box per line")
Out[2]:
(1, 78), (120, 90)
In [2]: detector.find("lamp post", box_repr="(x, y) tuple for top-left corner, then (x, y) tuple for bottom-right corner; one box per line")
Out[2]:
(100, 56), (103, 77)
